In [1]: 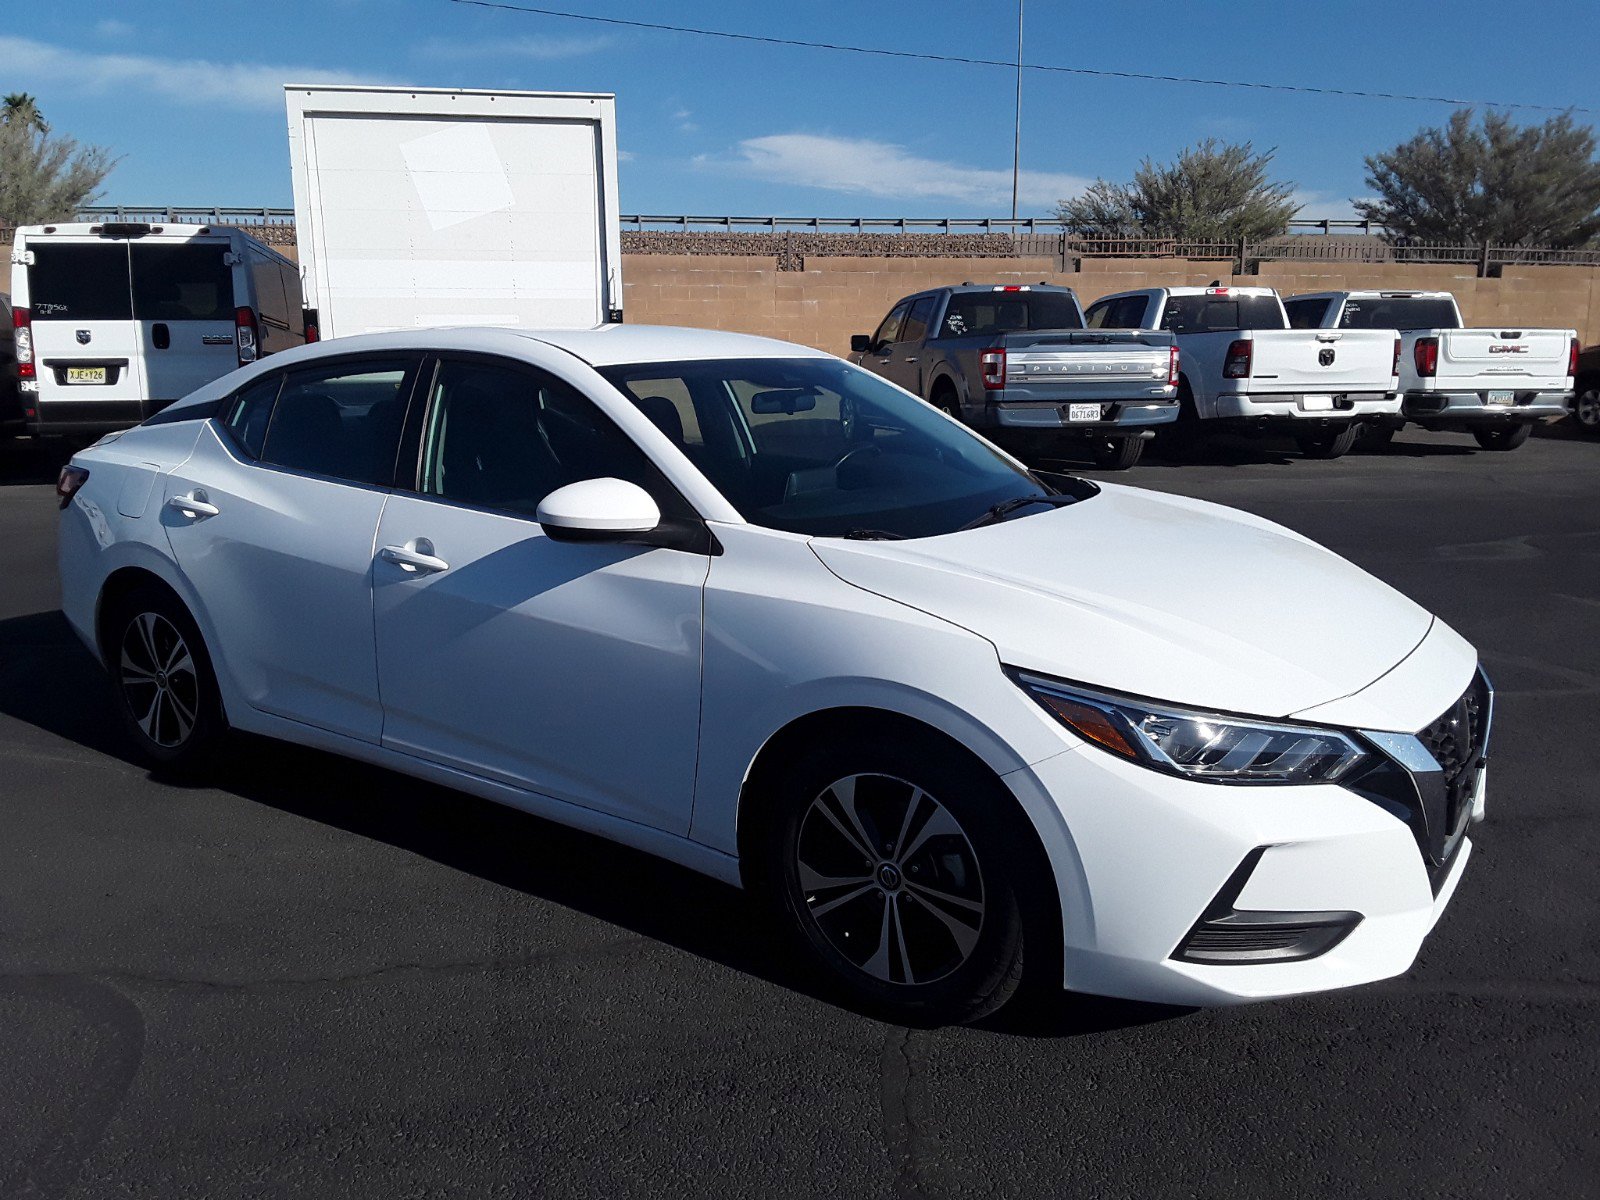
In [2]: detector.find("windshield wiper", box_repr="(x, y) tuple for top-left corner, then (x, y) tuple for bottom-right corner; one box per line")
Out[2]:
(960, 493), (1081, 531)
(840, 528), (907, 541)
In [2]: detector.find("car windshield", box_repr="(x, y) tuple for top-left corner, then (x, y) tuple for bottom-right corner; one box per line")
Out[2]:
(598, 357), (1086, 539)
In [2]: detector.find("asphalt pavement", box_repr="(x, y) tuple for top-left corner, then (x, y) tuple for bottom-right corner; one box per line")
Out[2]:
(1, 423), (1597, 1200)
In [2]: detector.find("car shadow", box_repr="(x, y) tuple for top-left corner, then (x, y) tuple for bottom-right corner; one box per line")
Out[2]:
(0, 609), (1185, 1038)
(0, 437), (75, 487)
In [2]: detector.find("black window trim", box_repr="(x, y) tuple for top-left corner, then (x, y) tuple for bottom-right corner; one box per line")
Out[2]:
(395, 350), (720, 556)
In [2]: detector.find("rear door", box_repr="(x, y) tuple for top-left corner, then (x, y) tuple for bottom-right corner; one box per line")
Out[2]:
(22, 237), (143, 411)
(130, 239), (238, 408)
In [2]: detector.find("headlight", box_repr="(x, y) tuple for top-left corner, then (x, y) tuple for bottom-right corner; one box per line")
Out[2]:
(1012, 671), (1369, 785)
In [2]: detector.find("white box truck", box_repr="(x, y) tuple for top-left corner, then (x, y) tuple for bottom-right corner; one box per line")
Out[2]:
(284, 84), (623, 341)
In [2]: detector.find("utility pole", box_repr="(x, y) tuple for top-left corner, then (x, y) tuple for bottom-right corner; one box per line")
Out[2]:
(1011, 0), (1024, 222)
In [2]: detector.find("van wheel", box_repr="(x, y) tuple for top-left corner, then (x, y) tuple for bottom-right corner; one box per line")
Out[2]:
(1092, 436), (1144, 470)
(1296, 423), (1359, 459)
(1473, 423), (1532, 451)
(107, 583), (225, 772)
(754, 737), (1036, 1026)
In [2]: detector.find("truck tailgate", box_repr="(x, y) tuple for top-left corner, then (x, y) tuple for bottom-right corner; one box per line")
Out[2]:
(1435, 328), (1572, 389)
(1000, 330), (1173, 396)
(1245, 328), (1396, 392)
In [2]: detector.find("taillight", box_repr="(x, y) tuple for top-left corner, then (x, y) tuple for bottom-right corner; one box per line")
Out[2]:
(234, 306), (260, 365)
(1393, 337), (1402, 376)
(56, 465), (89, 510)
(1570, 337), (1580, 378)
(303, 308), (320, 344)
(1223, 339), (1252, 379)
(1414, 336), (1439, 377)
(13, 305), (34, 380)
(1168, 345), (1180, 386)
(980, 347), (1007, 390)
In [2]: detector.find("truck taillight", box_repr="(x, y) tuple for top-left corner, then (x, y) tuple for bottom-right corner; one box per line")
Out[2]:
(980, 347), (1007, 390)
(303, 308), (320, 344)
(1393, 337), (1402, 377)
(1570, 337), (1580, 378)
(12, 306), (34, 380)
(1414, 336), (1439, 378)
(1168, 345), (1180, 386)
(234, 306), (260, 365)
(1222, 339), (1252, 379)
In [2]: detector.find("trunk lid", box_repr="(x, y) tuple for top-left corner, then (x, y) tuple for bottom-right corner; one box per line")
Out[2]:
(1242, 328), (1398, 392)
(1433, 327), (1572, 389)
(23, 238), (145, 409)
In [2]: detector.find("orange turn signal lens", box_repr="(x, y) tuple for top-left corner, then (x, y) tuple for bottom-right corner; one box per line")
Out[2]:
(1038, 694), (1138, 759)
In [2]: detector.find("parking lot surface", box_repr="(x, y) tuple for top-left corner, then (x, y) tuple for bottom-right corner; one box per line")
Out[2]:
(2, 426), (1597, 1200)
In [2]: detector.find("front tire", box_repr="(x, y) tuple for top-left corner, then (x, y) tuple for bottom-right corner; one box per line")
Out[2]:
(1091, 435), (1144, 470)
(1296, 423), (1359, 459)
(755, 737), (1036, 1026)
(107, 583), (225, 771)
(1473, 423), (1532, 451)
(1572, 383), (1600, 436)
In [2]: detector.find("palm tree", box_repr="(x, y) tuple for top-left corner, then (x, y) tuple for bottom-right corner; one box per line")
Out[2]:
(2, 93), (48, 134)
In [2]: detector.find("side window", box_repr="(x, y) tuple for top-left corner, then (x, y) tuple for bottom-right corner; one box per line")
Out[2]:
(1112, 297), (1147, 329)
(900, 296), (936, 344)
(1285, 299), (1324, 329)
(220, 374), (283, 460)
(249, 252), (290, 329)
(418, 358), (687, 521)
(260, 358), (415, 486)
(1084, 300), (1112, 329)
(873, 301), (910, 347)
(608, 375), (704, 448)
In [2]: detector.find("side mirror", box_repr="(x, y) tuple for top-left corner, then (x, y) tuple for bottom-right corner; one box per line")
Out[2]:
(536, 478), (661, 543)
(850, 334), (872, 353)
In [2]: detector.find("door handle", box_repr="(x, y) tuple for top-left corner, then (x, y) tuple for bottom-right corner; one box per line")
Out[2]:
(903, 357), (919, 363)
(152, 322), (171, 350)
(379, 542), (450, 574)
(166, 492), (220, 518)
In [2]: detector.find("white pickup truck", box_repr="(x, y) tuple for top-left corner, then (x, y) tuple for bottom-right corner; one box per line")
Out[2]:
(1085, 285), (1401, 458)
(1284, 290), (1577, 451)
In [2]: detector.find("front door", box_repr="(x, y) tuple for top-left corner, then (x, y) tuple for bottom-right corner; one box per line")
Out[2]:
(130, 240), (239, 408)
(371, 355), (708, 834)
(882, 295), (936, 396)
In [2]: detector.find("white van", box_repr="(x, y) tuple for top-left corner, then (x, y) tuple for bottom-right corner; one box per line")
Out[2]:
(9, 221), (304, 436)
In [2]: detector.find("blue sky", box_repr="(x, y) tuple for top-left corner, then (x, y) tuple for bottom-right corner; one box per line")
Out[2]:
(6, 0), (1596, 221)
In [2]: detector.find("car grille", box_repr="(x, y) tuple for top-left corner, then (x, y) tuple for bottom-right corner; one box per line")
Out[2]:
(1417, 671), (1491, 836)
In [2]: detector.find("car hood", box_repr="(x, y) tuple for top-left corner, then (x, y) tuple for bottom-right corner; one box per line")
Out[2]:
(810, 483), (1434, 720)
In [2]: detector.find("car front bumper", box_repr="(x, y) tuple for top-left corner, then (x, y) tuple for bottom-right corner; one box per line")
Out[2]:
(1002, 670), (1488, 1007)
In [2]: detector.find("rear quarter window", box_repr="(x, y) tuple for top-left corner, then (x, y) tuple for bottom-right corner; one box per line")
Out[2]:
(25, 244), (132, 321)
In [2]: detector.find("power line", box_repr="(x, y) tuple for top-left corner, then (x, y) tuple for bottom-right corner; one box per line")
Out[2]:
(447, 0), (1594, 115)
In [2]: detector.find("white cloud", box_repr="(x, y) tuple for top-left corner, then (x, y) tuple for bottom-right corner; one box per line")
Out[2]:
(1290, 190), (1361, 222)
(94, 18), (134, 39)
(0, 35), (385, 111)
(673, 108), (698, 133)
(703, 133), (1091, 210)
(415, 34), (613, 60)
(617, 149), (636, 162)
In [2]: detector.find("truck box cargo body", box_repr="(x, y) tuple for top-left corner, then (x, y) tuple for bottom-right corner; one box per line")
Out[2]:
(285, 85), (623, 341)
(1284, 291), (1576, 441)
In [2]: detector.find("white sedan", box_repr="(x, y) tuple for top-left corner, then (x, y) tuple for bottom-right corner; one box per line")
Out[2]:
(56, 325), (1490, 1023)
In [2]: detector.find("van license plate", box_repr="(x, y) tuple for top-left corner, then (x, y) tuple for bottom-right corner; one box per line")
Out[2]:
(1300, 394), (1334, 412)
(1487, 390), (1515, 406)
(1066, 403), (1102, 422)
(65, 367), (108, 385)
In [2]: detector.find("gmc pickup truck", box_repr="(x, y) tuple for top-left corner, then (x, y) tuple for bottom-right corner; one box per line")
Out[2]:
(1085, 285), (1402, 459)
(850, 284), (1179, 469)
(1285, 290), (1578, 451)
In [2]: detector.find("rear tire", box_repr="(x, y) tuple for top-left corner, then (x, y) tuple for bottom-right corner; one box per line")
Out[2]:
(930, 382), (962, 422)
(1091, 435), (1144, 470)
(752, 735), (1039, 1026)
(106, 583), (225, 773)
(1472, 423), (1532, 451)
(1573, 383), (1600, 436)
(1296, 423), (1360, 459)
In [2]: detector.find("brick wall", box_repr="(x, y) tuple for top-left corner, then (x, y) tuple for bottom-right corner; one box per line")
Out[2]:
(622, 254), (1600, 357)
